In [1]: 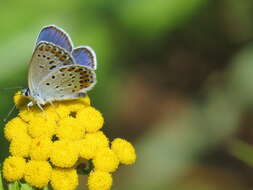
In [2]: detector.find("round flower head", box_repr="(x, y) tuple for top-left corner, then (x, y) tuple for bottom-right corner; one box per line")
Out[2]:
(3, 156), (26, 182)
(43, 105), (62, 122)
(24, 160), (52, 188)
(50, 140), (79, 168)
(4, 117), (28, 141)
(78, 131), (109, 159)
(63, 98), (90, 112)
(111, 138), (136, 165)
(9, 135), (32, 157)
(28, 116), (56, 138)
(51, 168), (78, 190)
(56, 117), (85, 140)
(51, 96), (90, 120)
(93, 147), (119, 172)
(47, 103), (69, 119)
(13, 91), (30, 108)
(79, 96), (91, 105)
(77, 107), (104, 133)
(18, 106), (41, 122)
(29, 136), (52, 160)
(88, 170), (112, 190)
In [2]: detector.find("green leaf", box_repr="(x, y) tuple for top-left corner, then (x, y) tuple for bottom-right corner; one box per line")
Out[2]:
(228, 140), (253, 167)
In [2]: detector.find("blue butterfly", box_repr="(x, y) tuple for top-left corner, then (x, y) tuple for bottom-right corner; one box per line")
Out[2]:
(23, 25), (97, 108)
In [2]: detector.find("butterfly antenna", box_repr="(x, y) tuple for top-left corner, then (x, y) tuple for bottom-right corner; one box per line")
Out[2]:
(0, 86), (24, 91)
(3, 104), (17, 122)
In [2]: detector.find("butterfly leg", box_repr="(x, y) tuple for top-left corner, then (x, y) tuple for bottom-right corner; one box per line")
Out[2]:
(36, 103), (44, 111)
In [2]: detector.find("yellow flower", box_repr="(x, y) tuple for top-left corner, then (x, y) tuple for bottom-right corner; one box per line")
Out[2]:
(3, 156), (26, 182)
(51, 103), (70, 119)
(87, 170), (112, 190)
(4, 117), (28, 141)
(64, 96), (91, 112)
(111, 138), (136, 165)
(50, 140), (78, 168)
(9, 135), (32, 157)
(24, 160), (52, 188)
(43, 105), (62, 122)
(56, 117), (85, 140)
(48, 96), (90, 121)
(51, 168), (78, 190)
(4, 92), (137, 190)
(93, 147), (119, 172)
(28, 117), (56, 138)
(13, 91), (29, 108)
(77, 107), (104, 133)
(64, 101), (87, 113)
(18, 107), (41, 122)
(78, 131), (109, 159)
(29, 137), (52, 161)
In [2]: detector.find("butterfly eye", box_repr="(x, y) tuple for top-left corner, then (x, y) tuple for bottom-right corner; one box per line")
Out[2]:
(24, 89), (30, 96)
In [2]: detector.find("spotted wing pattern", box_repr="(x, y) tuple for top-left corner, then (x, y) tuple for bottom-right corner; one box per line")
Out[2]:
(36, 25), (73, 52)
(28, 42), (74, 92)
(72, 46), (97, 69)
(37, 65), (96, 102)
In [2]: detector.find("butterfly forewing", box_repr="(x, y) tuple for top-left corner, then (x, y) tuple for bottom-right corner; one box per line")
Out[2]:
(37, 65), (96, 102)
(36, 25), (73, 52)
(28, 42), (74, 92)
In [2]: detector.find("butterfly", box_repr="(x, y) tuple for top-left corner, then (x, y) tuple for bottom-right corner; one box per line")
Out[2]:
(22, 25), (97, 109)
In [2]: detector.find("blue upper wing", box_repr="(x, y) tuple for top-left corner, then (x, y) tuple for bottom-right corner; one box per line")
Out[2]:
(72, 46), (97, 69)
(36, 25), (73, 52)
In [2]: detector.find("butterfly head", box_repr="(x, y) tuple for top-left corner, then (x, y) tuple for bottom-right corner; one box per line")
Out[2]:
(21, 88), (46, 107)
(22, 88), (30, 97)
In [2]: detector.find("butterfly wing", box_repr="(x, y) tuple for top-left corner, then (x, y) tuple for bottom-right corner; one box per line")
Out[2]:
(37, 65), (96, 103)
(36, 25), (73, 52)
(28, 42), (74, 93)
(72, 46), (97, 69)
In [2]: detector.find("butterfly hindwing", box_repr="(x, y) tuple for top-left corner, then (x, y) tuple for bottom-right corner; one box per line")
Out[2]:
(72, 46), (97, 69)
(28, 42), (74, 91)
(37, 65), (96, 102)
(36, 25), (73, 52)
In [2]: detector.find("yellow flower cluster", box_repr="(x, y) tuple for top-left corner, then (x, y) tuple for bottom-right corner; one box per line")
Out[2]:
(3, 92), (136, 190)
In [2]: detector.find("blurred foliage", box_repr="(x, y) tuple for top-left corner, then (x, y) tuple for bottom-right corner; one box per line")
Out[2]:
(2, 0), (253, 190)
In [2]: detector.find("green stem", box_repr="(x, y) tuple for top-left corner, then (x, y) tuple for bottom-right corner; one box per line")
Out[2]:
(0, 169), (4, 190)
(20, 183), (33, 190)
(8, 181), (19, 190)
(42, 186), (48, 190)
